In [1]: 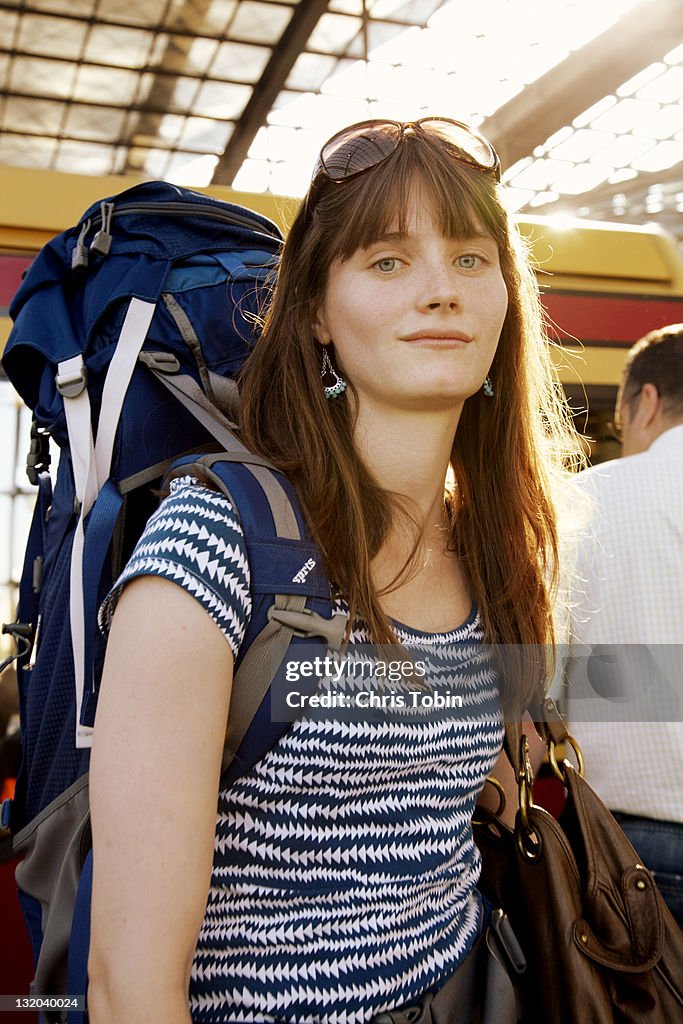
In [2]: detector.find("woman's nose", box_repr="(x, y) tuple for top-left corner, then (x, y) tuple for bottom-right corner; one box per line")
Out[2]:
(419, 262), (461, 310)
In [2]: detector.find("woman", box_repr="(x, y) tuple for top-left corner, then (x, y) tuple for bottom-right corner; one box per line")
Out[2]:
(88, 118), (582, 1023)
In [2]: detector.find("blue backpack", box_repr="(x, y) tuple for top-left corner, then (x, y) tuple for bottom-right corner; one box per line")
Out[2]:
(1, 181), (346, 1021)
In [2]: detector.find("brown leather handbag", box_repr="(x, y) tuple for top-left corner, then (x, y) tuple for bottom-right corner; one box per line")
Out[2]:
(473, 699), (683, 1024)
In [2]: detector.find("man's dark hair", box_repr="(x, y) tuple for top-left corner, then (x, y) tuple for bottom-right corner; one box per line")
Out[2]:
(622, 323), (683, 420)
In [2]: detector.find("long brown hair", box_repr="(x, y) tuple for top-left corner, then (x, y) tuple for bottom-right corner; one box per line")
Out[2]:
(238, 128), (584, 712)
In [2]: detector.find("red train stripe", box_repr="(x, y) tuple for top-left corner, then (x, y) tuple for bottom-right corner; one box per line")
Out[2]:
(541, 291), (683, 346)
(0, 253), (33, 309)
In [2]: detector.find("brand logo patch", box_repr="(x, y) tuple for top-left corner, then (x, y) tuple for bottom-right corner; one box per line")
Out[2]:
(292, 558), (316, 584)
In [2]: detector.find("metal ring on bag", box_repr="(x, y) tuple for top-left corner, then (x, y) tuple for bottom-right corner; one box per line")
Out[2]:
(516, 819), (542, 861)
(549, 734), (585, 783)
(517, 733), (543, 861)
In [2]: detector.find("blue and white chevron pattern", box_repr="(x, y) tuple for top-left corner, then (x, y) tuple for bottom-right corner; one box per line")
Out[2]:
(101, 477), (504, 1023)
(100, 476), (251, 657)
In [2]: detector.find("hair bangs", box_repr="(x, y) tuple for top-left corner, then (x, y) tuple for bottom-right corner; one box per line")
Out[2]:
(313, 134), (508, 265)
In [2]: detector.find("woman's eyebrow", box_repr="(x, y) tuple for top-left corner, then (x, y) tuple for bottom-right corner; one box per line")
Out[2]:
(363, 230), (497, 247)
(367, 230), (409, 244)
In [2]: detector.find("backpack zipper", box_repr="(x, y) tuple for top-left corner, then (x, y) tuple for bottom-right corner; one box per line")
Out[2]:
(81, 199), (281, 261)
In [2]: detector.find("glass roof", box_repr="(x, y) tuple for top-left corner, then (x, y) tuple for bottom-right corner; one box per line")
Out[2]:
(0, 0), (681, 235)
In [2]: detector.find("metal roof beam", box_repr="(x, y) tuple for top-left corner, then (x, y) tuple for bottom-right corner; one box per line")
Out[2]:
(211, 0), (330, 186)
(481, 0), (683, 172)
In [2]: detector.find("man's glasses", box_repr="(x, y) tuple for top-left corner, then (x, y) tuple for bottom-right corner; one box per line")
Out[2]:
(312, 118), (501, 186)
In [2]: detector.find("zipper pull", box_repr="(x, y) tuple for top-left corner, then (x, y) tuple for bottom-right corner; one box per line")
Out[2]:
(90, 201), (114, 256)
(71, 218), (91, 270)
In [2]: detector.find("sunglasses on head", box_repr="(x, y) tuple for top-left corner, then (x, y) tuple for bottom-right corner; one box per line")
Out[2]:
(312, 117), (501, 186)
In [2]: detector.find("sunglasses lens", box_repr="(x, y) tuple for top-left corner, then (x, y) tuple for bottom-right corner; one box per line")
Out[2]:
(417, 118), (497, 171)
(319, 122), (402, 181)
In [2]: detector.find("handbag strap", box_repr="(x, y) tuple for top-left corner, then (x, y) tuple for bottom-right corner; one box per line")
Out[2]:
(503, 697), (570, 776)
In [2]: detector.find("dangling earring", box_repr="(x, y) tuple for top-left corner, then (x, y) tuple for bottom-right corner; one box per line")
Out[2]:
(321, 347), (347, 400)
(482, 376), (494, 398)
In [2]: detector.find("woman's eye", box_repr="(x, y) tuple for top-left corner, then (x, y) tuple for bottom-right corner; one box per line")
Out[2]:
(457, 253), (482, 269)
(374, 257), (399, 273)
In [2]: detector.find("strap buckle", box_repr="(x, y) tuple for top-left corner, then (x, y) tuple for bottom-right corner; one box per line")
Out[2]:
(56, 364), (88, 398)
(268, 606), (347, 649)
(26, 418), (51, 485)
(138, 350), (180, 374)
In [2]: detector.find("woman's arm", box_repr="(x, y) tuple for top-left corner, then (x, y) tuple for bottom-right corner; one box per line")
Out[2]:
(88, 575), (234, 1024)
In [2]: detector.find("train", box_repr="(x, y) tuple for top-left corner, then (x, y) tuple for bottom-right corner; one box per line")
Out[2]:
(2, 164), (683, 463)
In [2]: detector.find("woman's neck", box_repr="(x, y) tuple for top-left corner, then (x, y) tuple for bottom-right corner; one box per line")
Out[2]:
(353, 400), (461, 526)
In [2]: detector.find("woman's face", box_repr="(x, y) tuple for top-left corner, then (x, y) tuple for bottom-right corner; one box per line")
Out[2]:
(314, 194), (508, 416)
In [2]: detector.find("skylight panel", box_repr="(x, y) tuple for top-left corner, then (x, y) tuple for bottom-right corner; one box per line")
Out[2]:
(54, 139), (114, 175)
(664, 42), (683, 64)
(162, 37), (219, 75)
(0, 11), (17, 49)
(64, 104), (127, 141)
(2, 96), (62, 134)
(0, 133), (56, 167)
(608, 168), (638, 184)
(9, 56), (75, 98)
(165, 152), (219, 186)
(18, 13), (87, 60)
(211, 41), (271, 82)
(178, 117), (234, 153)
(321, 58), (371, 98)
(156, 114), (185, 144)
(572, 95), (617, 129)
(551, 162), (613, 195)
(232, 158), (271, 192)
(269, 159), (313, 197)
(541, 126), (574, 152)
(366, 62), (416, 105)
(230, 1), (293, 44)
(527, 190), (560, 208)
(165, 75), (202, 112)
(427, 0), (509, 38)
(74, 64), (139, 105)
(84, 25), (155, 69)
(548, 128), (616, 163)
(635, 66), (683, 105)
(166, 0), (237, 35)
(590, 97), (661, 134)
(193, 80), (252, 119)
(305, 13), (362, 54)
(631, 140), (683, 173)
(588, 134), (656, 167)
(632, 105), (683, 141)
(502, 187), (536, 213)
(286, 52), (338, 92)
(371, 0), (443, 19)
(359, 24), (420, 65)
(96, 0), (169, 27)
(510, 158), (574, 191)
(329, 0), (363, 13)
(347, 19), (408, 57)
(616, 63), (666, 96)
(131, 147), (170, 177)
(31, 0), (97, 14)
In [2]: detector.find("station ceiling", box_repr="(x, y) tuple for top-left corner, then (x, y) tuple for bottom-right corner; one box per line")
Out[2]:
(0, 0), (682, 241)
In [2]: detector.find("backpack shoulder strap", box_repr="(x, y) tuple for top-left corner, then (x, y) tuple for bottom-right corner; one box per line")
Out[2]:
(176, 452), (348, 784)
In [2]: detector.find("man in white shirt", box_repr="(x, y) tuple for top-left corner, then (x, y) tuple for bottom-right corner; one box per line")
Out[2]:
(561, 323), (683, 928)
